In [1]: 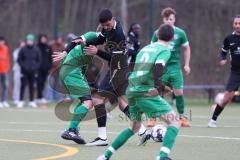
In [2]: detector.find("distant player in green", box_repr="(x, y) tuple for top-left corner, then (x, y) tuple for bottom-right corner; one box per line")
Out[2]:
(56, 32), (98, 144)
(97, 24), (181, 160)
(150, 7), (191, 127)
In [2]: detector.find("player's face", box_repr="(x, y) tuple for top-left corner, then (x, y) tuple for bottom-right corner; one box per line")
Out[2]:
(101, 18), (115, 31)
(233, 18), (240, 34)
(163, 14), (176, 26)
(132, 24), (141, 35)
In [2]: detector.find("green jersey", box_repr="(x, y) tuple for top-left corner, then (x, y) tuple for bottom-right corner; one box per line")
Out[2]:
(151, 26), (188, 64)
(127, 42), (171, 97)
(62, 32), (98, 67)
(59, 32), (98, 99)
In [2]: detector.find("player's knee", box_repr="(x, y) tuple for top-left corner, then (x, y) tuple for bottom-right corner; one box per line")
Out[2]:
(169, 115), (181, 128)
(117, 96), (128, 108)
(79, 95), (93, 109)
(169, 119), (181, 129)
(163, 111), (181, 128)
(221, 92), (234, 106)
(173, 89), (183, 96)
(130, 128), (138, 134)
(228, 92), (235, 100)
(92, 96), (105, 105)
(130, 122), (141, 133)
(82, 100), (93, 109)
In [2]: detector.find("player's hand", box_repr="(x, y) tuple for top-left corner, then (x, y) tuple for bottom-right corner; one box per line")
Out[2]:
(72, 38), (84, 44)
(144, 86), (173, 97)
(160, 86), (173, 96)
(52, 51), (67, 62)
(164, 85), (173, 93)
(84, 45), (98, 55)
(184, 65), (191, 75)
(219, 60), (227, 66)
(144, 89), (159, 97)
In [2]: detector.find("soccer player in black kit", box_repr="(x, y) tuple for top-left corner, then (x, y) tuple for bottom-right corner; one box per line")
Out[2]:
(208, 15), (240, 128)
(83, 9), (130, 146)
(54, 9), (147, 146)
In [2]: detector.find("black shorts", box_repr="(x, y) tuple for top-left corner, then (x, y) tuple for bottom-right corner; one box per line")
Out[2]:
(98, 68), (129, 98)
(226, 71), (240, 92)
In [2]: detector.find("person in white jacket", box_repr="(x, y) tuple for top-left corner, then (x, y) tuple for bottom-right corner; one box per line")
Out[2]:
(12, 41), (25, 106)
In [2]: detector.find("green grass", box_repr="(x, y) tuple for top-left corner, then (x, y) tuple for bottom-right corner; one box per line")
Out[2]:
(0, 101), (239, 160)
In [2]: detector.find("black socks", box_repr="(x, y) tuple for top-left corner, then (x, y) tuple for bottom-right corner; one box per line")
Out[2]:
(95, 104), (107, 127)
(212, 104), (224, 121)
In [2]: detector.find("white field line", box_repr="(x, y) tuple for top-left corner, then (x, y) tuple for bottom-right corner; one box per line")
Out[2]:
(0, 129), (240, 141)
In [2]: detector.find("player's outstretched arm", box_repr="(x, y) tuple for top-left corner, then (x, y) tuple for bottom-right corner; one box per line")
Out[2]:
(52, 39), (83, 63)
(52, 51), (67, 63)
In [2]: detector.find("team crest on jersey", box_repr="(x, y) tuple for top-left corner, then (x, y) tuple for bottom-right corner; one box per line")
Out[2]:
(235, 47), (240, 54)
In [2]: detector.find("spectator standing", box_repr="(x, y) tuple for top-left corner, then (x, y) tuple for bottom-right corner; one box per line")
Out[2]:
(0, 36), (10, 108)
(17, 34), (42, 108)
(36, 34), (53, 104)
(12, 41), (25, 105)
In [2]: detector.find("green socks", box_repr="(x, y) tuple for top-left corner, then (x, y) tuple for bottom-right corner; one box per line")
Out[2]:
(160, 126), (179, 158)
(104, 128), (134, 159)
(176, 95), (185, 114)
(68, 103), (89, 129)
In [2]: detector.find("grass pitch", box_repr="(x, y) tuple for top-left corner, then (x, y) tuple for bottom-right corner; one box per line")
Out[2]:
(0, 100), (239, 160)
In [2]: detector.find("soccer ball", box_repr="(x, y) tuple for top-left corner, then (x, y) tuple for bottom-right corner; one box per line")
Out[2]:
(214, 92), (224, 104)
(151, 125), (167, 142)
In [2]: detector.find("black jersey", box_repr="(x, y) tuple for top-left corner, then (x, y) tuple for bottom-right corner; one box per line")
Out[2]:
(221, 32), (240, 73)
(64, 20), (127, 70)
(90, 20), (127, 70)
(94, 20), (126, 52)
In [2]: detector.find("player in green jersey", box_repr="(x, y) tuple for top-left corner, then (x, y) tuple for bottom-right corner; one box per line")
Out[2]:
(97, 24), (180, 160)
(55, 32), (99, 144)
(149, 7), (191, 127)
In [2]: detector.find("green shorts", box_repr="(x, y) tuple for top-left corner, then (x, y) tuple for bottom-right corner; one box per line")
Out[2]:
(128, 95), (172, 122)
(162, 63), (184, 89)
(59, 64), (91, 99)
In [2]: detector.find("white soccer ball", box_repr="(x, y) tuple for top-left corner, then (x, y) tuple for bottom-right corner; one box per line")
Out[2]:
(151, 125), (167, 142)
(214, 92), (224, 104)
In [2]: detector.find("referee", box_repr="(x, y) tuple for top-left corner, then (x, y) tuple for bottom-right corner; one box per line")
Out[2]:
(208, 15), (240, 128)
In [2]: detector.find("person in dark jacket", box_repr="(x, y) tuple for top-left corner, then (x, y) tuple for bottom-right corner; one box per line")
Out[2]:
(17, 34), (42, 108)
(126, 23), (141, 70)
(36, 34), (53, 104)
